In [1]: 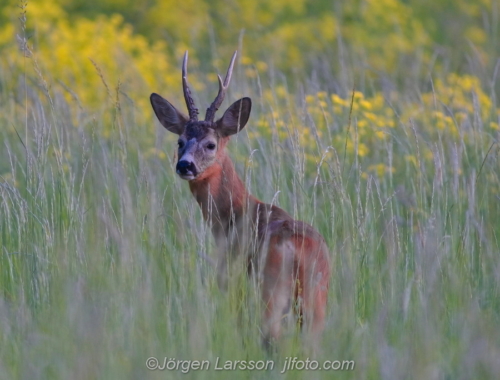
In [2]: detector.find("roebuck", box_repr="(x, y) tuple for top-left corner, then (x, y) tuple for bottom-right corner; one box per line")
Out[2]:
(150, 51), (330, 349)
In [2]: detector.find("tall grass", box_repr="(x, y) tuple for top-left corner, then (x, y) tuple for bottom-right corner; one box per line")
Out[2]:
(1, 24), (500, 380)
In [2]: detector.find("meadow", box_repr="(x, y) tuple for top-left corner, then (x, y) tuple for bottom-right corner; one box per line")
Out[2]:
(0, 0), (499, 379)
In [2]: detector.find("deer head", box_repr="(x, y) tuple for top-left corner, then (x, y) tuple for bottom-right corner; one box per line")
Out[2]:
(150, 51), (252, 181)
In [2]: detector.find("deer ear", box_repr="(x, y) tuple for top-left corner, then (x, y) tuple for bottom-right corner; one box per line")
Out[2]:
(216, 97), (252, 137)
(150, 93), (188, 135)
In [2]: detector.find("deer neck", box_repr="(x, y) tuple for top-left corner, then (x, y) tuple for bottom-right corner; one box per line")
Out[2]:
(188, 151), (251, 232)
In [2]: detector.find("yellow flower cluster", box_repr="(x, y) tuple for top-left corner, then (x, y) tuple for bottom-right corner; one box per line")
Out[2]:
(404, 73), (496, 142)
(1, 0), (498, 182)
(1, 1), (183, 142)
(308, 91), (395, 159)
(252, 73), (499, 179)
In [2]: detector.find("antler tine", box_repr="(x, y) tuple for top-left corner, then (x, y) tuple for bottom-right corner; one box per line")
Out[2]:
(205, 51), (237, 122)
(223, 50), (237, 87)
(182, 51), (199, 121)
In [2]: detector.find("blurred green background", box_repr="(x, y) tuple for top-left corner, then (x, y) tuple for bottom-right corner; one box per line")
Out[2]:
(0, 0), (499, 379)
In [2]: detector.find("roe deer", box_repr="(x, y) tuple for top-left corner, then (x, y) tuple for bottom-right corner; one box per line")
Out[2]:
(150, 51), (330, 349)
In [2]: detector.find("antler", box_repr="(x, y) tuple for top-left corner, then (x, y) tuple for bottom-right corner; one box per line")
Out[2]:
(205, 51), (237, 122)
(182, 51), (199, 121)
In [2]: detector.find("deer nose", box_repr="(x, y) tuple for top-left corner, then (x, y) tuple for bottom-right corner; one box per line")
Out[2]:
(176, 160), (194, 175)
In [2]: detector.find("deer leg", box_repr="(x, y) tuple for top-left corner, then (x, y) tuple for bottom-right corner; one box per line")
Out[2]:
(214, 234), (230, 290)
(261, 239), (294, 350)
(301, 250), (329, 345)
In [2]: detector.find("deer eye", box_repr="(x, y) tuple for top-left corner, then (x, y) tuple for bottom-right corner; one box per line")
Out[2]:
(206, 143), (216, 150)
(178, 140), (184, 149)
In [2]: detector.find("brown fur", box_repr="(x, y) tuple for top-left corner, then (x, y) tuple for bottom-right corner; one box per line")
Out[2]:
(188, 144), (331, 348)
(150, 52), (330, 349)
